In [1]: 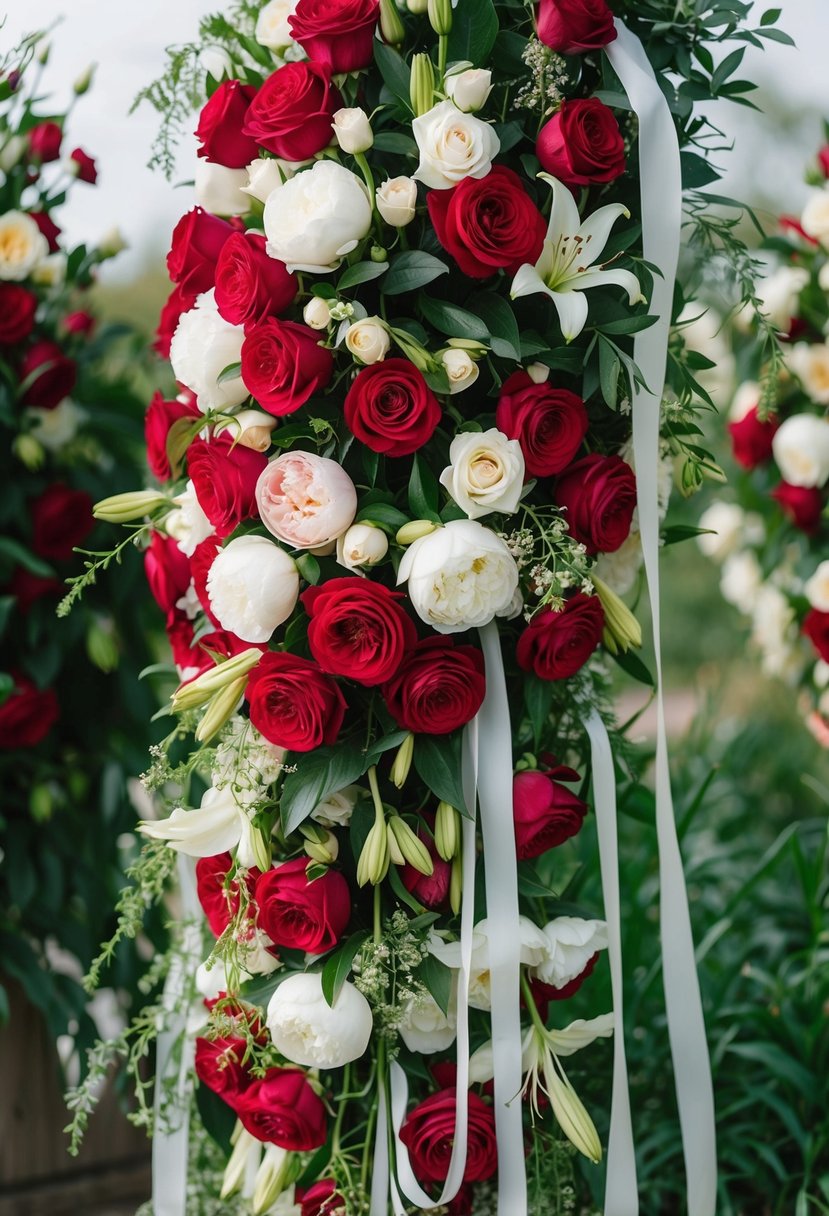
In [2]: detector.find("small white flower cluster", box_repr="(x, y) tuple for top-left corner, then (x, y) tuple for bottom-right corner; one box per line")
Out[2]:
(514, 38), (569, 113)
(352, 910), (430, 1044)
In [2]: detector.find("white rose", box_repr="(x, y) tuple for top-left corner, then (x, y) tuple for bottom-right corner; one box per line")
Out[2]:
(375, 176), (417, 227)
(696, 501), (747, 562)
(720, 551), (762, 614)
(533, 917), (608, 989)
(256, 0), (299, 49)
(751, 584), (798, 681)
(195, 159), (249, 215)
(0, 211), (48, 280)
(805, 561), (829, 612)
(345, 317), (389, 364)
(336, 523), (389, 572)
(244, 158), (291, 204)
(439, 428), (524, 520)
(332, 107), (373, 155)
(399, 987), (457, 1054)
(755, 265), (809, 331)
(264, 161), (372, 273)
(412, 99), (500, 190)
(397, 519), (519, 632)
(729, 379), (761, 421)
(267, 972), (372, 1068)
(165, 481), (215, 558)
(440, 347), (479, 394)
(772, 413), (829, 487)
(216, 408), (276, 452)
(444, 68), (493, 113)
(310, 784), (362, 828)
(207, 535), (299, 643)
(169, 290), (247, 413)
(25, 398), (86, 452)
(303, 297), (331, 329)
(31, 252), (66, 287)
(200, 45), (234, 80)
(801, 188), (829, 246)
(787, 341), (829, 405)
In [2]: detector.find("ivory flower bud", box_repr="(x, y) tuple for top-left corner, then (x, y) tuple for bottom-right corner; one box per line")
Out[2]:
(412, 99), (500, 190)
(267, 972), (373, 1068)
(440, 347), (479, 394)
(439, 428), (525, 520)
(207, 535), (299, 643)
(396, 519), (438, 545)
(73, 64), (95, 95)
(332, 107), (373, 155)
(805, 561), (829, 613)
(376, 176), (418, 227)
(788, 341), (829, 405)
(0, 211), (48, 280)
(98, 226), (127, 257)
(200, 45), (234, 80)
(303, 297), (331, 330)
(93, 489), (170, 523)
(336, 523), (389, 571)
(171, 647), (263, 711)
(696, 501), (747, 562)
(345, 316), (390, 365)
(0, 135), (26, 173)
(527, 361), (551, 384)
(256, 0), (299, 49)
(195, 159), (249, 216)
(772, 413), (829, 488)
(257, 451), (358, 549)
(445, 67), (493, 113)
(216, 408), (277, 452)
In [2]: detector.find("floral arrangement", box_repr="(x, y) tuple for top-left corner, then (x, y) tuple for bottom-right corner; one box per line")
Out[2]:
(67, 0), (785, 1211)
(0, 34), (159, 1046)
(699, 127), (829, 745)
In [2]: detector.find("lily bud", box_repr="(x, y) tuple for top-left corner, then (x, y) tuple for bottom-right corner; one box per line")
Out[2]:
(410, 53), (436, 118)
(250, 823), (273, 873)
(86, 618), (119, 673)
(388, 816), (433, 875)
(427, 0), (452, 35)
(300, 822), (340, 864)
(446, 337), (488, 357)
(390, 732), (414, 789)
(387, 825), (405, 865)
(252, 1145), (296, 1216)
(544, 1059), (603, 1164)
(93, 489), (170, 523)
(172, 647), (262, 712)
(221, 1124), (261, 1199)
(591, 575), (642, 653)
(357, 814), (390, 886)
(449, 852), (462, 914)
(13, 433), (45, 470)
(379, 0), (405, 45)
(396, 519), (439, 545)
(195, 675), (247, 743)
(407, 0), (428, 10)
(434, 800), (459, 861)
(30, 783), (54, 822)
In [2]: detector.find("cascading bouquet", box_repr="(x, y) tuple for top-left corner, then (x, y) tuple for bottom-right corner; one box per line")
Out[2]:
(67, 0), (784, 1211)
(698, 128), (829, 745)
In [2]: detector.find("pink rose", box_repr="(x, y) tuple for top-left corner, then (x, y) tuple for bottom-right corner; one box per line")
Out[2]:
(256, 452), (357, 549)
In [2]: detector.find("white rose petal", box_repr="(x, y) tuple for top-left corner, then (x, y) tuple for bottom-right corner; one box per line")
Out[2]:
(787, 341), (829, 405)
(444, 68), (493, 113)
(336, 523), (389, 572)
(754, 265), (809, 331)
(0, 211), (48, 280)
(169, 290), (247, 413)
(412, 99), (500, 190)
(533, 917), (608, 989)
(729, 379), (761, 422)
(439, 428), (524, 520)
(310, 784), (362, 828)
(375, 176), (417, 227)
(696, 502), (747, 562)
(244, 157), (292, 204)
(441, 348), (479, 394)
(267, 972), (373, 1068)
(256, 0), (300, 49)
(801, 188), (829, 246)
(195, 159), (249, 216)
(207, 535), (299, 643)
(345, 317), (390, 365)
(165, 481), (215, 558)
(200, 45), (234, 80)
(264, 161), (372, 273)
(772, 413), (829, 488)
(805, 561), (829, 612)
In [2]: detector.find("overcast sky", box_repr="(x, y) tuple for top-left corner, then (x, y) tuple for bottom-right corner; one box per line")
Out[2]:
(5, 0), (829, 282)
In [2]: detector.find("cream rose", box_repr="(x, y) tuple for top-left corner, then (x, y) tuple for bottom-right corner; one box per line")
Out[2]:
(755, 265), (809, 331)
(303, 297), (331, 330)
(195, 159), (249, 215)
(345, 317), (390, 364)
(0, 211), (48, 280)
(533, 917), (608, 989)
(805, 561), (829, 612)
(256, 0), (299, 49)
(266, 972), (373, 1068)
(336, 523), (389, 571)
(801, 188), (829, 246)
(412, 99), (500, 190)
(439, 428), (525, 520)
(263, 161), (372, 273)
(375, 176), (417, 226)
(440, 347), (479, 394)
(207, 535), (300, 643)
(243, 157), (292, 204)
(169, 291), (247, 413)
(215, 408), (276, 453)
(332, 107), (373, 154)
(257, 450), (358, 549)
(772, 413), (829, 487)
(444, 67), (493, 113)
(788, 341), (829, 405)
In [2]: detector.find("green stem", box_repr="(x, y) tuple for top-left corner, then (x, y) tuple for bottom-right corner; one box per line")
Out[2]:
(373, 882), (383, 944)
(438, 34), (448, 82)
(520, 969), (548, 1037)
(332, 1061), (351, 1154)
(354, 150), (376, 202)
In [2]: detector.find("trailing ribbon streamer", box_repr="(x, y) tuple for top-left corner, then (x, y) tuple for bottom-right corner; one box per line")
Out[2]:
(606, 22), (718, 1216)
(152, 855), (203, 1216)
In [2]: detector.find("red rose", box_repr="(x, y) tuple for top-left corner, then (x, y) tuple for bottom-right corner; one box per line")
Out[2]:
(803, 609), (829, 662)
(344, 359), (442, 457)
(190, 539), (222, 621)
(31, 483), (94, 562)
(302, 577), (417, 686)
(241, 318), (333, 416)
(399, 1088), (497, 1184)
(69, 147), (97, 183)
(28, 121), (63, 162)
(728, 405), (778, 469)
(187, 434), (267, 537)
(195, 80), (260, 168)
(495, 371), (588, 477)
(402, 832), (451, 909)
(195, 1035), (252, 1104)
(62, 310), (96, 337)
(530, 952), (599, 1018)
(517, 594), (605, 681)
(246, 652), (347, 752)
(167, 207), (235, 295)
(819, 146), (829, 179)
(196, 852), (259, 937)
(236, 1067), (327, 1149)
(772, 481), (823, 534)
(513, 767), (587, 860)
(145, 390), (200, 482)
(154, 282), (198, 359)
(536, 0), (617, 53)
(20, 339), (77, 409)
(382, 637), (485, 735)
(555, 453), (636, 554)
(0, 284), (37, 344)
(168, 616), (257, 677)
(427, 166), (547, 279)
(537, 98), (626, 187)
(243, 62), (342, 161)
(8, 567), (62, 613)
(215, 232), (298, 327)
(255, 858), (351, 953)
(29, 210), (60, 252)
(289, 0), (379, 74)
(144, 532), (192, 619)
(298, 1180), (345, 1216)
(0, 675), (59, 749)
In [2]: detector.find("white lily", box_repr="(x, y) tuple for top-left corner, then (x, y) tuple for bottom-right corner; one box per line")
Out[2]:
(511, 174), (645, 342)
(138, 786), (249, 857)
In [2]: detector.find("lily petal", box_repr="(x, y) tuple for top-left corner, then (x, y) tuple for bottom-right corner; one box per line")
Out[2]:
(549, 287), (589, 343)
(548, 1013), (615, 1057)
(576, 203), (631, 269)
(511, 262), (550, 301)
(539, 173), (580, 245)
(574, 266), (644, 305)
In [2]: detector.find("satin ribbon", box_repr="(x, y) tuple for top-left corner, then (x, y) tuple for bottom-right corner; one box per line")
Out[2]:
(606, 22), (718, 1216)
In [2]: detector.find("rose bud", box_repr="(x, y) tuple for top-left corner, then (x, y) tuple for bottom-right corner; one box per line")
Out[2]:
(537, 98), (626, 187)
(444, 67), (492, 113)
(69, 147), (97, 183)
(345, 316), (390, 364)
(332, 106), (374, 154)
(336, 523), (389, 571)
(536, 0), (617, 54)
(216, 408), (277, 452)
(375, 175), (417, 226)
(28, 121), (62, 163)
(440, 347), (479, 394)
(513, 768), (587, 860)
(303, 297), (331, 329)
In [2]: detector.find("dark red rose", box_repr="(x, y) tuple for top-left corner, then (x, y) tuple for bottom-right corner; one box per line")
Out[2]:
(31, 483), (94, 562)
(196, 852), (260, 937)
(195, 1035), (252, 1103)
(0, 284), (37, 344)
(28, 121), (62, 162)
(344, 359), (441, 457)
(302, 577), (416, 687)
(382, 637), (485, 735)
(20, 340), (76, 409)
(513, 766), (587, 860)
(167, 207), (235, 295)
(215, 232), (298, 327)
(241, 318), (333, 416)
(427, 166), (546, 279)
(537, 98), (625, 186)
(243, 62), (342, 161)
(246, 652), (347, 751)
(400, 1089), (497, 1185)
(529, 952), (600, 1018)
(0, 675), (59, 749)
(289, 0), (379, 73)
(144, 532), (192, 619)
(298, 1179), (345, 1216)
(190, 539), (222, 621)
(195, 80), (260, 168)
(728, 404), (779, 469)
(29, 210), (60, 252)
(819, 146), (829, 179)
(154, 282), (198, 359)
(536, 0), (617, 53)
(402, 832), (451, 909)
(517, 594), (605, 681)
(255, 858), (351, 953)
(555, 453), (636, 554)
(495, 371), (588, 477)
(236, 1067), (327, 1149)
(803, 609), (829, 662)
(145, 390), (200, 482)
(62, 310), (96, 337)
(167, 615), (258, 676)
(8, 567), (62, 613)
(69, 147), (97, 183)
(187, 434), (267, 537)
(772, 481), (823, 534)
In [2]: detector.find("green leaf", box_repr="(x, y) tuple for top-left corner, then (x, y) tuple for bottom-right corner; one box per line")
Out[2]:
(321, 930), (370, 1007)
(418, 295), (490, 342)
(218, 361), (242, 384)
(384, 251), (450, 296)
(415, 953), (453, 1016)
(446, 0), (498, 66)
(338, 261), (389, 291)
(611, 648), (655, 688)
(597, 313), (658, 336)
(296, 553), (321, 584)
(0, 595), (14, 639)
(760, 7), (781, 24)
(372, 131), (417, 156)
(662, 524), (714, 546)
(524, 673), (554, 749)
(681, 151), (721, 189)
(365, 729), (411, 767)
(468, 292), (521, 361)
(355, 502), (409, 533)
(374, 42), (412, 107)
(0, 537), (55, 579)
(196, 1078), (240, 1154)
(414, 732), (467, 814)
(598, 336), (621, 409)
(280, 746), (368, 835)
(407, 453), (441, 520)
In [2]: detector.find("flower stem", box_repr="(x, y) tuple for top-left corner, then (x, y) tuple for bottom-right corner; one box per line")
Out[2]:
(438, 35), (448, 82)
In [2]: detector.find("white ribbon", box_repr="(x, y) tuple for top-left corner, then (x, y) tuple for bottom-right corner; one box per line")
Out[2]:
(607, 22), (718, 1216)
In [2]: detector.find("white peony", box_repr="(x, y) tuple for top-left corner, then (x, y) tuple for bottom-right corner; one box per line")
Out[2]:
(0, 210), (48, 280)
(696, 501), (747, 562)
(207, 535), (299, 644)
(399, 987), (457, 1054)
(375, 176), (417, 226)
(397, 519), (519, 633)
(263, 161), (372, 273)
(787, 341), (829, 405)
(256, 0), (299, 49)
(332, 107), (373, 155)
(336, 523), (389, 572)
(772, 413), (829, 488)
(754, 265), (809, 331)
(412, 99), (500, 190)
(165, 481), (215, 558)
(801, 188), (829, 246)
(429, 917), (549, 1012)
(805, 561), (829, 612)
(345, 317), (390, 364)
(440, 348), (479, 394)
(439, 428), (525, 520)
(195, 159), (249, 216)
(139, 786), (249, 857)
(169, 291), (247, 413)
(720, 551), (762, 614)
(25, 398), (86, 452)
(444, 68), (493, 114)
(310, 784), (362, 828)
(533, 917), (608, 989)
(267, 972), (372, 1068)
